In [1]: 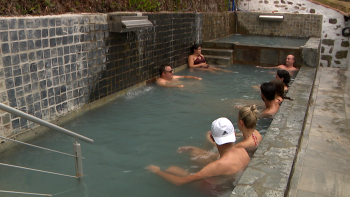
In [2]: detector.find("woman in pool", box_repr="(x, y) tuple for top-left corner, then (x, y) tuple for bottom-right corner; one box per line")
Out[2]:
(188, 44), (234, 73)
(270, 78), (293, 106)
(235, 105), (262, 156)
(276, 69), (291, 91)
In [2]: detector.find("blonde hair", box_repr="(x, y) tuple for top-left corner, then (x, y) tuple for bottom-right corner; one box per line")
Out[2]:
(238, 105), (259, 129)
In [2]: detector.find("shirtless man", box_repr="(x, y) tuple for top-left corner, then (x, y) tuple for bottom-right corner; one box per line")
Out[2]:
(146, 117), (250, 187)
(256, 54), (299, 73)
(156, 64), (202, 88)
(260, 82), (280, 118)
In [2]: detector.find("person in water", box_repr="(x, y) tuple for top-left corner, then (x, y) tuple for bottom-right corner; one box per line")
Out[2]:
(156, 64), (202, 88)
(146, 117), (250, 189)
(270, 78), (293, 106)
(260, 82), (279, 118)
(276, 69), (291, 91)
(205, 105), (262, 157)
(235, 105), (262, 156)
(188, 44), (234, 73)
(256, 54), (298, 76)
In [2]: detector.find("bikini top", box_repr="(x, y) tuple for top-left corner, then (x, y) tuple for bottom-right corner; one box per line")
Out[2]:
(194, 56), (206, 65)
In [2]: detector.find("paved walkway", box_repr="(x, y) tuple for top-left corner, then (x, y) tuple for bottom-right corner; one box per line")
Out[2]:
(288, 66), (350, 197)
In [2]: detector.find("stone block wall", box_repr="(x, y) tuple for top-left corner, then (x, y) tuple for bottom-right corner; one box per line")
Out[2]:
(202, 12), (235, 41)
(237, 12), (322, 38)
(0, 13), (198, 139)
(237, 0), (350, 68)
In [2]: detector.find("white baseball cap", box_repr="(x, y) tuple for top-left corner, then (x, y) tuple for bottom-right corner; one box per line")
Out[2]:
(211, 117), (236, 145)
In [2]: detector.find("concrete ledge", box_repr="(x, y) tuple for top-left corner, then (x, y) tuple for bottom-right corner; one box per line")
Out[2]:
(231, 66), (317, 197)
(301, 37), (321, 67)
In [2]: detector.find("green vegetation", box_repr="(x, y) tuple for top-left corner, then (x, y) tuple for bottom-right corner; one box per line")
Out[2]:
(129, 0), (162, 11)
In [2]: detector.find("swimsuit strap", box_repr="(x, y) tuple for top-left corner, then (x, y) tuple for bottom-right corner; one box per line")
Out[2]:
(251, 133), (259, 146)
(246, 133), (259, 147)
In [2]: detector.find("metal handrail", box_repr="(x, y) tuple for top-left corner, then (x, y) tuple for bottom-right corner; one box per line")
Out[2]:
(0, 103), (93, 143)
(0, 190), (52, 196)
(0, 162), (78, 178)
(0, 136), (85, 159)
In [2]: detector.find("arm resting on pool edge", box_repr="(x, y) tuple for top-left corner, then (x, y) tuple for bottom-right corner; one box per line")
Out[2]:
(256, 65), (278, 69)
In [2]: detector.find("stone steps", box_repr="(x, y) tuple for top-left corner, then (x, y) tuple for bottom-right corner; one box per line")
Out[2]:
(202, 41), (235, 49)
(204, 55), (232, 65)
(201, 48), (234, 57)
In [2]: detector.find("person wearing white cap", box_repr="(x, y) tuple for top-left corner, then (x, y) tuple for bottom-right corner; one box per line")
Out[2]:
(146, 117), (250, 188)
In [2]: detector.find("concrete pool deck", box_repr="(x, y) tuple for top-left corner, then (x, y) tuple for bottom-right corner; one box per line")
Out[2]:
(287, 66), (350, 197)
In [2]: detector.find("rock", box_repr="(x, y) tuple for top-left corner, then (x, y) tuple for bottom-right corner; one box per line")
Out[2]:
(329, 47), (333, 53)
(322, 39), (334, 46)
(321, 55), (332, 61)
(294, 6), (299, 9)
(287, 1), (293, 5)
(301, 7), (306, 10)
(264, 1), (269, 4)
(335, 51), (348, 59)
(321, 46), (325, 53)
(259, 0), (263, 3)
(334, 60), (341, 64)
(310, 9), (315, 13)
(293, 11), (299, 13)
(329, 18), (337, 24)
(341, 41), (349, 47)
(281, 0), (286, 3)
(274, 1), (279, 3)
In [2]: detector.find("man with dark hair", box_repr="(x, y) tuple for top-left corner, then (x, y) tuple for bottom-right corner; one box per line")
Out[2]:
(157, 64), (202, 88)
(260, 82), (280, 118)
(146, 117), (250, 194)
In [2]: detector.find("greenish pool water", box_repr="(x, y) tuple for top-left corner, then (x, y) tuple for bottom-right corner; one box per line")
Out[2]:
(214, 34), (309, 47)
(0, 64), (276, 197)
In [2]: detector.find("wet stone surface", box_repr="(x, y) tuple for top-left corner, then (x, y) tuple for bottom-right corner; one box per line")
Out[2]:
(231, 66), (316, 197)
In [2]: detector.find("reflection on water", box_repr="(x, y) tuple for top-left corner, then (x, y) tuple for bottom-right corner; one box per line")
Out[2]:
(0, 65), (276, 197)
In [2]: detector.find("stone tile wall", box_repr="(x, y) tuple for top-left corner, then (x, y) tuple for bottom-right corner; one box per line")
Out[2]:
(0, 13), (198, 138)
(237, 12), (322, 38)
(202, 12), (235, 41)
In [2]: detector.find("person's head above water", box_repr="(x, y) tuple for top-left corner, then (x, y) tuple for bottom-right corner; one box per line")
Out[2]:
(270, 79), (285, 98)
(159, 64), (174, 80)
(210, 117), (236, 145)
(190, 44), (202, 55)
(285, 54), (295, 67)
(260, 82), (276, 102)
(276, 69), (291, 86)
(238, 105), (259, 130)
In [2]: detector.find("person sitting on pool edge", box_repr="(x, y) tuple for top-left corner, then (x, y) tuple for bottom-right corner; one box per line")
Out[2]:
(260, 82), (279, 118)
(188, 44), (235, 73)
(256, 54), (299, 74)
(156, 64), (202, 88)
(146, 117), (250, 188)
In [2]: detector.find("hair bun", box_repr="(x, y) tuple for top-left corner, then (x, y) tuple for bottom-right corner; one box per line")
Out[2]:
(250, 105), (257, 111)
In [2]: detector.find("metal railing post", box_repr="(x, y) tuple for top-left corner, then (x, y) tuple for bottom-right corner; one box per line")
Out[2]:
(73, 140), (84, 178)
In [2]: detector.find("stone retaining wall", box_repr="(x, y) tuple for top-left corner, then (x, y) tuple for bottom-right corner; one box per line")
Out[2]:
(202, 12), (235, 41)
(238, 0), (350, 68)
(0, 13), (200, 142)
(237, 12), (323, 38)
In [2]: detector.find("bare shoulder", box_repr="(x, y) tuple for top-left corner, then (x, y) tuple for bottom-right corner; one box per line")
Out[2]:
(156, 78), (166, 85)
